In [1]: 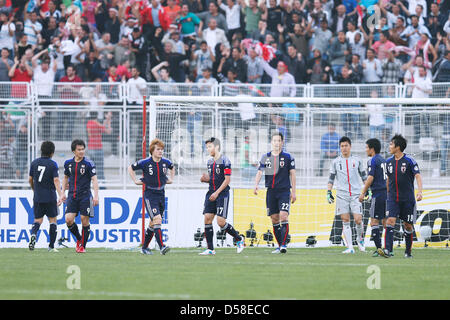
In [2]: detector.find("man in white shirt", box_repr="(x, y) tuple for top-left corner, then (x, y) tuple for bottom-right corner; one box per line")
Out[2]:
(0, 12), (15, 54)
(198, 18), (230, 52)
(24, 11), (43, 47)
(410, 65), (432, 142)
(362, 48), (383, 83)
(261, 60), (296, 97)
(218, 0), (241, 41)
(127, 67), (147, 105)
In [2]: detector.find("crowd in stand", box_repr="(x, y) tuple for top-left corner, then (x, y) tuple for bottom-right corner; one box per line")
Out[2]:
(0, 0), (449, 181)
(0, 0), (448, 90)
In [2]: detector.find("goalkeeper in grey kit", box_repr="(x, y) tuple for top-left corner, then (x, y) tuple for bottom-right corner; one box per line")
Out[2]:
(327, 137), (369, 253)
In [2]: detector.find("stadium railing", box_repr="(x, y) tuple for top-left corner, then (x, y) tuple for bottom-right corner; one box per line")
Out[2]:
(0, 82), (448, 188)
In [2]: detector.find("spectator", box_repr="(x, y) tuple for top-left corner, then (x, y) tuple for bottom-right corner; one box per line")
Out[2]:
(128, 27), (146, 77)
(244, 48), (263, 84)
(198, 18), (229, 52)
(306, 48), (332, 84)
(86, 111), (112, 181)
(197, 67), (217, 95)
(9, 55), (33, 100)
(15, 33), (32, 60)
(197, 2), (228, 33)
(307, 19), (332, 60)
(152, 61), (177, 93)
(32, 49), (57, 140)
(317, 123), (340, 176)
(24, 10), (43, 47)
(336, 65), (361, 139)
(57, 65), (82, 141)
(176, 4), (202, 38)
(349, 54), (363, 83)
(328, 31), (350, 76)
(218, 67), (241, 96)
(287, 23), (308, 61)
(105, 7), (121, 44)
(403, 55), (431, 84)
(164, 0), (181, 26)
(429, 2), (447, 28)
(154, 38), (189, 82)
(381, 50), (402, 83)
(410, 65), (432, 143)
(192, 40), (215, 75)
(221, 46), (247, 83)
(331, 4), (355, 34)
(120, 16), (138, 40)
(240, 134), (258, 182)
(95, 32), (115, 70)
(401, 15), (430, 49)
(218, 0), (242, 41)
(433, 50), (450, 83)
(0, 114), (15, 181)
(371, 31), (396, 61)
(362, 48), (383, 83)
(250, 19), (271, 43)
(144, 0), (170, 32)
(282, 44), (306, 84)
(41, 16), (58, 48)
(0, 12), (15, 56)
(308, 0), (329, 29)
(114, 35), (135, 67)
(261, 59), (295, 97)
(365, 90), (385, 140)
(241, 0), (265, 35)
(0, 48), (13, 81)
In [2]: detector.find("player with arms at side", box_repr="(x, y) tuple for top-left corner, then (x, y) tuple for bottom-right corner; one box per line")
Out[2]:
(359, 138), (387, 257)
(128, 139), (174, 255)
(327, 137), (368, 254)
(199, 137), (244, 255)
(254, 132), (296, 254)
(63, 140), (99, 253)
(381, 134), (423, 258)
(28, 141), (66, 252)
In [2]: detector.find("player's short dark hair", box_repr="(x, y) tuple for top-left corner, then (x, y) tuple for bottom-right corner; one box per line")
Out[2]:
(391, 134), (407, 152)
(205, 137), (221, 150)
(339, 136), (351, 146)
(41, 141), (55, 157)
(271, 131), (284, 141)
(366, 138), (381, 154)
(71, 139), (86, 152)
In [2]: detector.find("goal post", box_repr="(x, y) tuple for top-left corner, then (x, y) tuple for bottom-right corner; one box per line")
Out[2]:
(148, 95), (450, 248)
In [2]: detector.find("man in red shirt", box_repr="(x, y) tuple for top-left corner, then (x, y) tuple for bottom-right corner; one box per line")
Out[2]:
(8, 56), (33, 100)
(86, 111), (112, 181)
(57, 64), (82, 140)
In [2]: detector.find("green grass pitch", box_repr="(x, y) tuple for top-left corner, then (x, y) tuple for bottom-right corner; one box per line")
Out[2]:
(0, 247), (448, 300)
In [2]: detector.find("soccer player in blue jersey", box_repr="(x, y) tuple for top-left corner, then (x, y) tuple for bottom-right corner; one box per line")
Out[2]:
(359, 138), (387, 257)
(28, 141), (65, 252)
(199, 137), (244, 255)
(381, 134), (423, 258)
(63, 140), (99, 253)
(254, 132), (296, 254)
(128, 139), (174, 255)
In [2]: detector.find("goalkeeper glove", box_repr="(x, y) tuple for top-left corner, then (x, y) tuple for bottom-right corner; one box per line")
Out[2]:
(327, 190), (334, 204)
(364, 189), (372, 202)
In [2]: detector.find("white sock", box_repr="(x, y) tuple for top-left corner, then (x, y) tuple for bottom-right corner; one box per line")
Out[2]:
(356, 221), (364, 243)
(343, 222), (353, 249)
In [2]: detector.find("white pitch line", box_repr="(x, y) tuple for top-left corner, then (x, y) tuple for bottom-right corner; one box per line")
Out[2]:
(1, 289), (191, 299)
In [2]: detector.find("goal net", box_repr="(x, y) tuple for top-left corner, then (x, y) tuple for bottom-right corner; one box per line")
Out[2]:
(148, 93), (450, 249)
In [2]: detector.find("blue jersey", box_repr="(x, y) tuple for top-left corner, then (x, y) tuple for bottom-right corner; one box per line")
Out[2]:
(207, 155), (231, 194)
(367, 154), (387, 197)
(29, 157), (59, 203)
(259, 151), (295, 190)
(64, 157), (96, 200)
(386, 154), (420, 202)
(131, 157), (174, 194)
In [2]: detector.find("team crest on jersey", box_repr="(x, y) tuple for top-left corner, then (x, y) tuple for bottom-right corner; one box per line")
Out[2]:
(265, 158), (272, 168)
(216, 167), (221, 174)
(152, 208), (157, 214)
(401, 163), (407, 173)
(280, 160), (285, 168)
(80, 165), (85, 175)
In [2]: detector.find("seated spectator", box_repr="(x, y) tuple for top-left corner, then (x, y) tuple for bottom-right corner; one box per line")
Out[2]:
(317, 123), (340, 176)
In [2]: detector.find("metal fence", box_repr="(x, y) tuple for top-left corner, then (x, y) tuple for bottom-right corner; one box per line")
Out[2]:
(0, 81), (448, 188)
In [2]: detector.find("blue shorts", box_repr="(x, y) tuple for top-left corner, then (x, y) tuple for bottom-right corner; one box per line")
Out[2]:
(66, 196), (94, 217)
(34, 201), (58, 219)
(144, 191), (165, 220)
(386, 200), (417, 224)
(266, 188), (291, 216)
(203, 190), (230, 218)
(369, 195), (386, 220)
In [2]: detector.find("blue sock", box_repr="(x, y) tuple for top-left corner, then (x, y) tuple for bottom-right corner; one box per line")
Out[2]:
(371, 225), (381, 249)
(385, 225), (395, 253)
